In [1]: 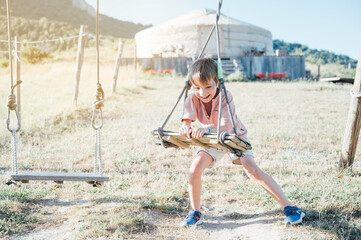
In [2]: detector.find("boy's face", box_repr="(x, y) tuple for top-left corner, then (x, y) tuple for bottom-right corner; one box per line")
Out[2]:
(192, 76), (218, 104)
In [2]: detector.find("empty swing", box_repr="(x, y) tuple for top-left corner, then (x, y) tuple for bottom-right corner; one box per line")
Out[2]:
(153, 0), (252, 156)
(5, 0), (109, 186)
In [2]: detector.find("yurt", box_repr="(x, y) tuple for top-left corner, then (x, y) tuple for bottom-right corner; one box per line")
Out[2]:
(135, 8), (273, 58)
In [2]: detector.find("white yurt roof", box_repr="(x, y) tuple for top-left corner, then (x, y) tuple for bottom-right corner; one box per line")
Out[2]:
(135, 8), (273, 58)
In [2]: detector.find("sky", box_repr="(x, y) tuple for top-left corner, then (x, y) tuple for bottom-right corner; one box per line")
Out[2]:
(86, 0), (361, 60)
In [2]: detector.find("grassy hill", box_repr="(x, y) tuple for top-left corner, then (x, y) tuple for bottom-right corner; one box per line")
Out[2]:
(273, 39), (357, 67)
(0, 0), (150, 38)
(0, 15), (79, 53)
(273, 39), (357, 78)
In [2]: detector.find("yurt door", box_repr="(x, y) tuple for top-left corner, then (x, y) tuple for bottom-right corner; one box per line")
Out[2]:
(198, 25), (224, 57)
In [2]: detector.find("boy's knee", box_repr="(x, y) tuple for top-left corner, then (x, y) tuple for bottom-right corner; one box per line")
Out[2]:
(242, 161), (262, 179)
(189, 152), (212, 179)
(244, 166), (261, 179)
(189, 164), (203, 179)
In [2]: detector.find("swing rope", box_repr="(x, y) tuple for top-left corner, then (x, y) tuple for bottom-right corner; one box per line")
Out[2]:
(156, 0), (248, 157)
(91, 0), (104, 176)
(214, 0), (243, 157)
(5, 0), (21, 174)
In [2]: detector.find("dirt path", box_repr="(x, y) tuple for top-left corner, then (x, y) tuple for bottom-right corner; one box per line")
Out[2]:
(8, 199), (90, 240)
(9, 200), (286, 240)
(198, 203), (283, 240)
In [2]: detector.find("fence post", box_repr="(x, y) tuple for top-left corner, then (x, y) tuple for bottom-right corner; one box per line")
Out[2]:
(339, 48), (361, 169)
(317, 65), (320, 80)
(14, 36), (21, 116)
(111, 41), (123, 93)
(134, 43), (137, 85)
(73, 25), (88, 106)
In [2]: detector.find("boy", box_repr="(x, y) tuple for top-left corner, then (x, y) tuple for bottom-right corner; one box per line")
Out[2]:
(179, 58), (304, 226)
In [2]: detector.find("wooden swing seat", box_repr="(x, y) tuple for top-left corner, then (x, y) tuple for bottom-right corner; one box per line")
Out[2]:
(152, 130), (252, 153)
(8, 172), (109, 184)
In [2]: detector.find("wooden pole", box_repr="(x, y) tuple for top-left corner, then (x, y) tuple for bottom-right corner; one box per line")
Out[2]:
(134, 43), (137, 85)
(339, 48), (361, 169)
(73, 25), (88, 106)
(14, 37), (21, 115)
(111, 41), (123, 93)
(317, 65), (320, 80)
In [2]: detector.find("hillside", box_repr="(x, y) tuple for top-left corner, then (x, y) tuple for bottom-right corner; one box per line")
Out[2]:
(0, 15), (79, 53)
(0, 0), (150, 38)
(273, 39), (357, 67)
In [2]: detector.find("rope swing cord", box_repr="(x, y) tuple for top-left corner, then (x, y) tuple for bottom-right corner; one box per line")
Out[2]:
(157, 0), (245, 157)
(5, 0), (21, 175)
(91, 0), (104, 126)
(214, 0), (242, 156)
(6, 0), (21, 133)
(91, 0), (104, 176)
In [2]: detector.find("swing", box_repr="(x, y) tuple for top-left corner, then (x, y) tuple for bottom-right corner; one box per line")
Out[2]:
(5, 0), (109, 186)
(153, 0), (252, 157)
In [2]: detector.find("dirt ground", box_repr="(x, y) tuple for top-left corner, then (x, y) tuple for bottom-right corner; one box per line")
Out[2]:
(5, 196), (316, 240)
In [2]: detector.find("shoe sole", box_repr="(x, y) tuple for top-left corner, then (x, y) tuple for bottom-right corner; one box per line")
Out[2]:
(286, 212), (305, 226)
(180, 220), (203, 227)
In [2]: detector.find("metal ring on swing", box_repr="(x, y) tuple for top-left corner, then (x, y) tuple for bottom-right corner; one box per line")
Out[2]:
(350, 88), (361, 98)
(6, 108), (21, 133)
(91, 108), (103, 130)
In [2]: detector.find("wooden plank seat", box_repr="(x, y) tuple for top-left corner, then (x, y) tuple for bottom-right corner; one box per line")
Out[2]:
(152, 130), (252, 153)
(8, 172), (109, 184)
(320, 77), (354, 84)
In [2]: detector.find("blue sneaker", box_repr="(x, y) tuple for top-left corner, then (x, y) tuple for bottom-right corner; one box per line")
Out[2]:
(284, 206), (305, 225)
(180, 209), (202, 227)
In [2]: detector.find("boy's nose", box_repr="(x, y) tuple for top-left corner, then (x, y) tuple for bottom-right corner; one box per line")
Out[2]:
(199, 89), (206, 95)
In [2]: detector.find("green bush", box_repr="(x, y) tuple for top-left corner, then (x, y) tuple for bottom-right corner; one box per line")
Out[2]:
(0, 58), (8, 68)
(21, 46), (49, 64)
(226, 70), (244, 82)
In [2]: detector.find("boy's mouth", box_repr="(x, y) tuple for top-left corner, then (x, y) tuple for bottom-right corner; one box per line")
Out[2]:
(200, 95), (210, 100)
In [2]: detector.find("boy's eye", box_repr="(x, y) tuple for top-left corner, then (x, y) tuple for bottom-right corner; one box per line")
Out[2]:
(206, 86), (212, 89)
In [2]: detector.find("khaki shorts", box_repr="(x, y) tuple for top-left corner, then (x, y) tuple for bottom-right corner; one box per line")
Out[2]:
(197, 138), (253, 166)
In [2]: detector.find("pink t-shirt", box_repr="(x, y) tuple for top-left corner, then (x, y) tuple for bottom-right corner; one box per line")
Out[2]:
(182, 90), (248, 139)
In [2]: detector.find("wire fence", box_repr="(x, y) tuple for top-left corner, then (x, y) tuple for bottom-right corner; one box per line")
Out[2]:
(0, 32), (117, 54)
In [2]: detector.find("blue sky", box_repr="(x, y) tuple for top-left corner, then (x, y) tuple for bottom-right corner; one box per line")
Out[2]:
(86, 0), (361, 60)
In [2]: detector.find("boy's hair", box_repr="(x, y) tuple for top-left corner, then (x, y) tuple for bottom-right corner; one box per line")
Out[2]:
(189, 58), (219, 85)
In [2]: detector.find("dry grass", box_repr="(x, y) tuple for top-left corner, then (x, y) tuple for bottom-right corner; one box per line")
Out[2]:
(0, 47), (361, 239)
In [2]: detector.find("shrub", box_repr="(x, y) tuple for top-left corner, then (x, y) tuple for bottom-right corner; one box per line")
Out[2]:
(226, 70), (244, 82)
(0, 59), (8, 68)
(21, 46), (49, 64)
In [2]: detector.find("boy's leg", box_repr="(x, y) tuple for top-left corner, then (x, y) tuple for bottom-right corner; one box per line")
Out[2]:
(240, 155), (305, 225)
(240, 155), (292, 208)
(189, 151), (214, 211)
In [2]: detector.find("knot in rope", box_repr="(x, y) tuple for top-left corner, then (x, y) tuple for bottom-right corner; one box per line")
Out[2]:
(93, 83), (104, 109)
(219, 78), (225, 85)
(185, 80), (191, 90)
(157, 128), (178, 149)
(218, 132), (244, 157)
(216, 0), (222, 21)
(350, 88), (361, 98)
(7, 93), (17, 110)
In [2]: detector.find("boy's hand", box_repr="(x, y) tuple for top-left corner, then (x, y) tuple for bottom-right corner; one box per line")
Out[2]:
(191, 127), (207, 139)
(179, 125), (192, 138)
